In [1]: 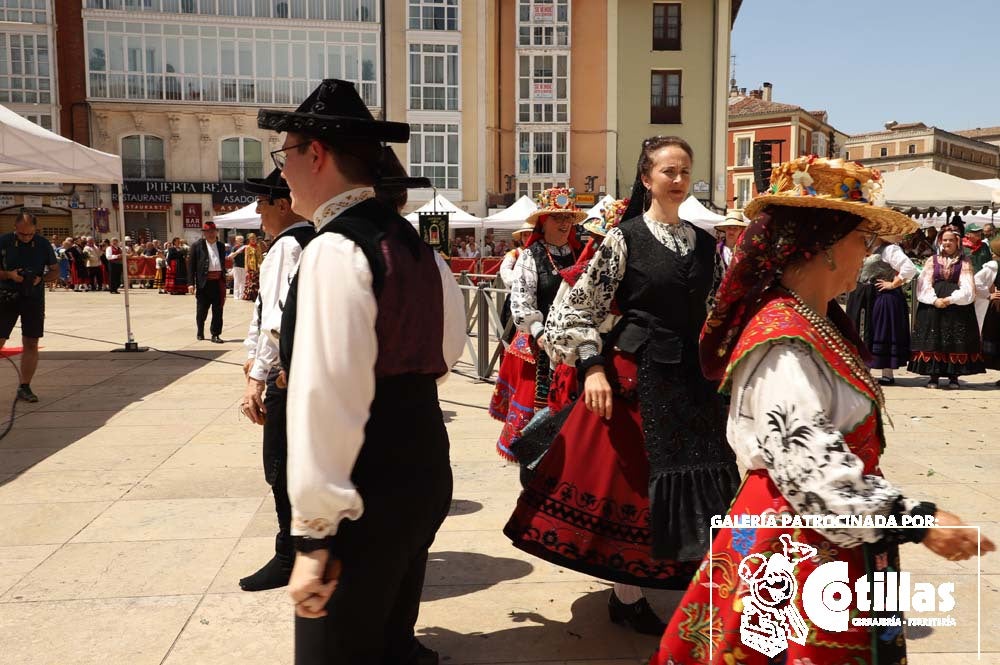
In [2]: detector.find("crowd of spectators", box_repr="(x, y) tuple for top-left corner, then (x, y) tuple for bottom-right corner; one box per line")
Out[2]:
(47, 233), (266, 299)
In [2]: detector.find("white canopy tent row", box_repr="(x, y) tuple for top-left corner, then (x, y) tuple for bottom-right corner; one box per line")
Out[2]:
(0, 104), (142, 351)
(881, 167), (1000, 212)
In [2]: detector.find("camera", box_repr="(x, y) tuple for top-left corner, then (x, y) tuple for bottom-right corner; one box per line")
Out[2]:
(15, 269), (36, 297)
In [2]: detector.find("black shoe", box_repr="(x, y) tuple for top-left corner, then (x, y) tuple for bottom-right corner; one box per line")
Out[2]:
(925, 379), (939, 389)
(878, 377), (895, 386)
(211, 335), (224, 344)
(16, 384), (38, 403)
(947, 379), (960, 390)
(239, 554), (292, 592)
(196, 333), (205, 341)
(607, 591), (666, 636)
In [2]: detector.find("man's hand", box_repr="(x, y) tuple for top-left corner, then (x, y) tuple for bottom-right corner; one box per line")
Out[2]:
(289, 551), (341, 619)
(241, 377), (266, 425)
(8, 270), (23, 284)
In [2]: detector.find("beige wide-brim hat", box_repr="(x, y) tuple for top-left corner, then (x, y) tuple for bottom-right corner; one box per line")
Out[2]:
(716, 210), (749, 230)
(510, 221), (535, 240)
(744, 156), (917, 237)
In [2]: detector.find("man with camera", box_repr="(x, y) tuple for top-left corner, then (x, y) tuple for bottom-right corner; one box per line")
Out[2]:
(0, 211), (58, 402)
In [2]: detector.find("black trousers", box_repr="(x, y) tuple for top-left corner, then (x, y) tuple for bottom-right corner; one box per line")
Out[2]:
(108, 263), (123, 292)
(195, 277), (224, 336)
(88, 266), (103, 290)
(295, 375), (452, 665)
(263, 367), (292, 556)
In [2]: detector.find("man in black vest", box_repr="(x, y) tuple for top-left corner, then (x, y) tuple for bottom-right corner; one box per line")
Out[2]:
(239, 168), (315, 592)
(258, 80), (464, 665)
(187, 221), (227, 343)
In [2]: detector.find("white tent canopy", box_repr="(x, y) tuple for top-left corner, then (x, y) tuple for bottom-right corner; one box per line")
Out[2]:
(405, 193), (482, 229)
(881, 167), (1000, 211)
(0, 104), (121, 183)
(481, 195), (538, 229)
(213, 201), (261, 229)
(680, 195), (726, 233)
(973, 178), (1000, 191)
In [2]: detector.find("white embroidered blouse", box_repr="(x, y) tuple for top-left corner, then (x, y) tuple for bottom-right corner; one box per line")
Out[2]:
(729, 339), (920, 547)
(915, 254), (975, 306)
(510, 242), (574, 338)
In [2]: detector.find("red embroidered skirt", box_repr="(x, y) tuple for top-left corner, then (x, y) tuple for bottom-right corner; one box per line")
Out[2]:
(650, 470), (905, 665)
(504, 351), (700, 589)
(489, 333), (537, 461)
(546, 362), (578, 413)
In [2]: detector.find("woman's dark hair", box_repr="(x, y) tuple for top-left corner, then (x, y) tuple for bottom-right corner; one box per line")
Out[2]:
(622, 136), (695, 222)
(637, 135), (694, 179)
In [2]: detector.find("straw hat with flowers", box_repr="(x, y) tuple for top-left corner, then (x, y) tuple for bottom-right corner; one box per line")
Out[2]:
(525, 187), (588, 228)
(744, 156), (917, 237)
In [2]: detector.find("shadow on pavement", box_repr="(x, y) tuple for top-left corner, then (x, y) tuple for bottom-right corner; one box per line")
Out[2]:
(447, 499), (483, 517)
(0, 349), (231, 488)
(418, 588), (667, 663)
(422, 550), (533, 602)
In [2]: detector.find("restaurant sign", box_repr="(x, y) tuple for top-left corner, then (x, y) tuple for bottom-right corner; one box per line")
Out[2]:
(113, 181), (256, 208)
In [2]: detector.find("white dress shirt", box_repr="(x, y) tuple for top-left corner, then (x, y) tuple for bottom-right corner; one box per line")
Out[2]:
(244, 221), (313, 381)
(206, 240), (222, 271)
(287, 188), (465, 539)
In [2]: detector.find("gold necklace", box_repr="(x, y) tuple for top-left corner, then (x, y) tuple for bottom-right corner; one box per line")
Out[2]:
(783, 288), (889, 424)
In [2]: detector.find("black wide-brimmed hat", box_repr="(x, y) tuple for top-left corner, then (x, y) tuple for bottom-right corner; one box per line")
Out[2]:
(243, 168), (291, 201)
(258, 79), (409, 143)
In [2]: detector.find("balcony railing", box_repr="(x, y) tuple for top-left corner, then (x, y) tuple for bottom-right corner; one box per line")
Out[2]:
(220, 161), (264, 182)
(122, 159), (165, 180)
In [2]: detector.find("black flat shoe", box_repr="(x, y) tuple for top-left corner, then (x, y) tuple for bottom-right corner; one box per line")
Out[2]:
(239, 554), (292, 592)
(402, 641), (439, 665)
(878, 377), (895, 386)
(608, 591), (666, 636)
(947, 380), (960, 390)
(196, 333), (205, 341)
(211, 335), (224, 344)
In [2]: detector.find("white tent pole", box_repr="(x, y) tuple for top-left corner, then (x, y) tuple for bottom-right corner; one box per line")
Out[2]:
(112, 183), (146, 353)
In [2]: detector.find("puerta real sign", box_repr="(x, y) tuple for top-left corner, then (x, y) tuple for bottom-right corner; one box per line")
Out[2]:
(113, 181), (257, 208)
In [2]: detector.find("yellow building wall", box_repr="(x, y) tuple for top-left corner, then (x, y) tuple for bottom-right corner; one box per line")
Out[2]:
(569, 0), (607, 196)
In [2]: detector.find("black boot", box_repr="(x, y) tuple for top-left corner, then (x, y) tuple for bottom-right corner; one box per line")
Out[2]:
(239, 552), (292, 592)
(607, 591), (666, 636)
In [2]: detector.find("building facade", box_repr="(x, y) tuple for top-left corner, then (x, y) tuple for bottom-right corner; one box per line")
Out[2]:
(843, 122), (1000, 180)
(78, 0), (382, 242)
(726, 83), (847, 210)
(612, 0), (735, 210)
(384, 0), (493, 216)
(953, 126), (1000, 151)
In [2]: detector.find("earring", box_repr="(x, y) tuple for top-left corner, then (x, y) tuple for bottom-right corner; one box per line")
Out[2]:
(824, 249), (837, 271)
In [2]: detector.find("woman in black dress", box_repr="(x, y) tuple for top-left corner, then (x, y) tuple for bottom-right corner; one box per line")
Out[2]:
(908, 228), (985, 388)
(975, 237), (1000, 382)
(505, 136), (739, 634)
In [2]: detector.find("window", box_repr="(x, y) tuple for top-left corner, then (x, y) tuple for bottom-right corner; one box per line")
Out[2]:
(518, 180), (564, 198)
(408, 0), (457, 30)
(410, 123), (459, 190)
(122, 134), (165, 179)
(87, 22), (380, 106)
(0, 0), (47, 23)
(220, 137), (262, 181)
(908, 143), (916, 155)
(0, 33), (51, 105)
(735, 136), (751, 167)
(517, 0), (569, 48)
(879, 146), (888, 157)
(85, 0), (376, 19)
(810, 131), (828, 158)
(517, 129), (567, 177)
(735, 176), (753, 209)
(650, 70), (681, 124)
(18, 112), (52, 131)
(844, 150), (850, 160)
(408, 43), (458, 111)
(798, 129), (808, 156)
(652, 3), (680, 50)
(517, 54), (568, 123)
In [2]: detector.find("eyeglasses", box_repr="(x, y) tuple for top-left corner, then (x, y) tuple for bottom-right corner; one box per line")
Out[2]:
(270, 141), (312, 170)
(855, 226), (880, 251)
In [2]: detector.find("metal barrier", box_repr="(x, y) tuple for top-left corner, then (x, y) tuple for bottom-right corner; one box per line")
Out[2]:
(454, 271), (512, 381)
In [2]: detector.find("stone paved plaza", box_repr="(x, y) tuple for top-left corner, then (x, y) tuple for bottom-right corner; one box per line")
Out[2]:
(0, 290), (997, 664)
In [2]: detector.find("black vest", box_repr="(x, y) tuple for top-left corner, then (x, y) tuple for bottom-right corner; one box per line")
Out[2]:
(526, 241), (576, 324)
(233, 247), (245, 268)
(609, 216), (715, 364)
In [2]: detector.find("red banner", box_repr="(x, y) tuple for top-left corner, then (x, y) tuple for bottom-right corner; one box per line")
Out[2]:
(480, 258), (502, 275)
(126, 256), (157, 280)
(449, 258), (477, 274)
